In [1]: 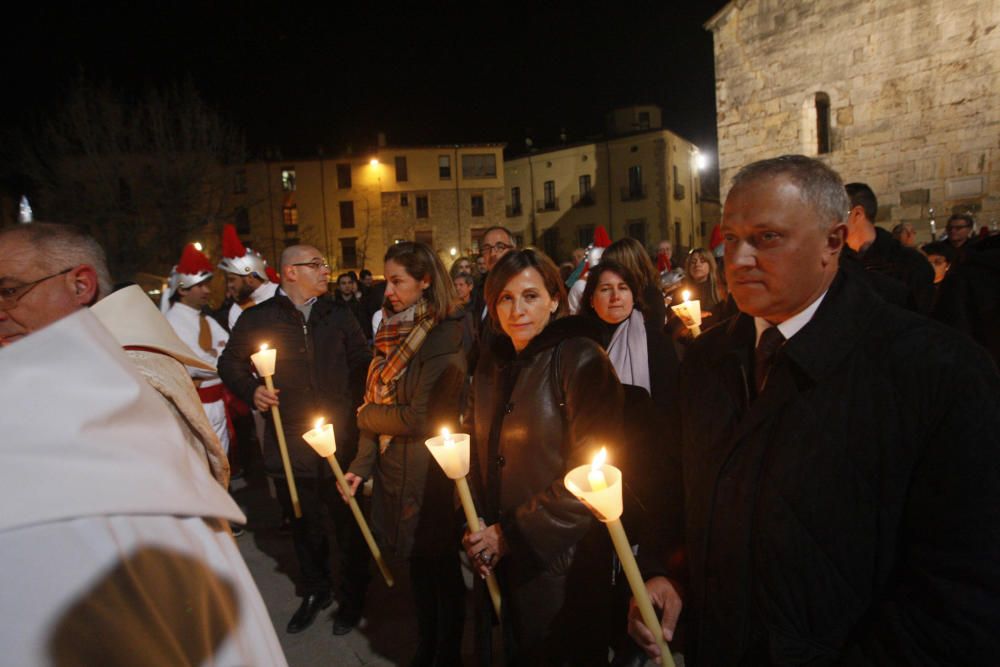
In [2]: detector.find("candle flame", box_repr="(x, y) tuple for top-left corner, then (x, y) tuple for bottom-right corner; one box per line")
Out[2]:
(314, 417), (325, 429)
(260, 343), (269, 351)
(591, 447), (607, 472)
(441, 427), (451, 439)
(682, 290), (691, 303)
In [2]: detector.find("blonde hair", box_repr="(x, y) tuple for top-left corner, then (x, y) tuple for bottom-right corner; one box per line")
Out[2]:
(685, 248), (726, 303)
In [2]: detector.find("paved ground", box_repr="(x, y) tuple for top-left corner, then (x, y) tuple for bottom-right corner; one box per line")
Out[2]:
(231, 465), (477, 667)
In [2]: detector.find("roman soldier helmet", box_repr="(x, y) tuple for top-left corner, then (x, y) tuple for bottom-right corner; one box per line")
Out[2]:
(218, 223), (269, 279)
(160, 243), (213, 312)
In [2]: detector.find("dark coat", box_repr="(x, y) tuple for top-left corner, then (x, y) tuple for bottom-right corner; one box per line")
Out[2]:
(667, 269), (1000, 665)
(932, 234), (1000, 365)
(347, 314), (467, 559)
(840, 226), (935, 314)
(470, 316), (625, 663)
(218, 293), (371, 478)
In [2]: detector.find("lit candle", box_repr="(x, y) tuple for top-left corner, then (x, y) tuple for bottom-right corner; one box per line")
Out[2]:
(565, 452), (675, 667)
(303, 419), (394, 587)
(248, 343), (300, 518)
(670, 290), (702, 337)
(588, 447), (608, 492)
(425, 427), (502, 619)
(250, 343), (277, 377)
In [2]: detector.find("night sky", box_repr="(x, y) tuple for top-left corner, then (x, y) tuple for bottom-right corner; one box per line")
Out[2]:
(3, 2), (729, 167)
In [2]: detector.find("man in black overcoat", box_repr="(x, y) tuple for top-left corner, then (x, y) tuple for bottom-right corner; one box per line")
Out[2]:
(219, 244), (373, 636)
(629, 155), (1000, 665)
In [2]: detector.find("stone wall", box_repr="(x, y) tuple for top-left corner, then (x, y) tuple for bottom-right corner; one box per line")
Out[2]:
(709, 0), (1000, 236)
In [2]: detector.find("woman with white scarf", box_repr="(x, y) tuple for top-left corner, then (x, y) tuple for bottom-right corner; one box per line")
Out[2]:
(580, 259), (678, 410)
(343, 242), (467, 667)
(580, 258), (681, 666)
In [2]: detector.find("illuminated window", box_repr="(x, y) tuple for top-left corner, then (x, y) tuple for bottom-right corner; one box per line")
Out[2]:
(439, 155), (451, 179)
(471, 194), (484, 217)
(283, 205), (298, 229)
(281, 168), (296, 192)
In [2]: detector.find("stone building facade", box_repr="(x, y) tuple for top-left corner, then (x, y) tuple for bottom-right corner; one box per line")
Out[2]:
(231, 143), (506, 274)
(504, 105), (704, 263)
(707, 0), (999, 237)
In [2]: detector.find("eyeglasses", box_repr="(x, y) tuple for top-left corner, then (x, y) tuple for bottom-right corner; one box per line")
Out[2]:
(481, 243), (513, 254)
(0, 267), (73, 310)
(291, 261), (331, 271)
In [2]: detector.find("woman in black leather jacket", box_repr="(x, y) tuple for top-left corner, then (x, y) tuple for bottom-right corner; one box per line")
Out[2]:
(464, 248), (625, 666)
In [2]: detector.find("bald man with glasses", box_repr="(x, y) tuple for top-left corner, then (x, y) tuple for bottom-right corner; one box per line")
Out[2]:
(219, 244), (375, 636)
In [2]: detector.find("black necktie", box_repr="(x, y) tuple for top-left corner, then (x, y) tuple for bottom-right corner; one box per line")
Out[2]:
(754, 326), (785, 394)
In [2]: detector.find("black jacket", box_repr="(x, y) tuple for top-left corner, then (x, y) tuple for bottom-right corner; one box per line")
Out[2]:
(841, 226), (935, 314)
(218, 293), (371, 478)
(665, 269), (1000, 665)
(470, 316), (625, 662)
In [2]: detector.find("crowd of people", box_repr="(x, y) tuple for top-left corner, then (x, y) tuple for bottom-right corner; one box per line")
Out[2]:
(2, 153), (999, 666)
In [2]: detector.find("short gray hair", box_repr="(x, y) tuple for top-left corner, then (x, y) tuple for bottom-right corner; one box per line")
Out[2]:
(730, 155), (850, 228)
(0, 222), (113, 299)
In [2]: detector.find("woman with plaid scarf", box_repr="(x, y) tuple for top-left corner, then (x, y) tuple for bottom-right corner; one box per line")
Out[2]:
(344, 242), (468, 667)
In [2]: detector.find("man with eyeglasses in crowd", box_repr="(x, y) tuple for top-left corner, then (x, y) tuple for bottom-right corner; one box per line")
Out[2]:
(218, 244), (374, 637)
(469, 226), (517, 369)
(945, 213), (977, 263)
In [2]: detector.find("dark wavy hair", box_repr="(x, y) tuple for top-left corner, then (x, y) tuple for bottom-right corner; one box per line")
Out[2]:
(484, 248), (567, 329)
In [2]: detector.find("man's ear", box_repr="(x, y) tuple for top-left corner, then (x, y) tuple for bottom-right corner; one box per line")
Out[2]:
(825, 222), (847, 258)
(69, 265), (100, 306)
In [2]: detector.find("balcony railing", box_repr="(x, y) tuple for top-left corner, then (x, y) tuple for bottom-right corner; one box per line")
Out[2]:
(572, 192), (596, 207)
(506, 204), (523, 217)
(673, 184), (686, 201)
(536, 197), (560, 212)
(620, 185), (647, 202)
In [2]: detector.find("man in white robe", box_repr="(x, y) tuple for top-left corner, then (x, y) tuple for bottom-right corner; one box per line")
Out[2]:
(0, 309), (287, 666)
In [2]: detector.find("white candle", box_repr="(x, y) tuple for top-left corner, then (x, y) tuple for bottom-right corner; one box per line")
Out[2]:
(424, 428), (502, 618)
(302, 418), (394, 587)
(564, 453), (675, 667)
(251, 343), (277, 377)
(302, 418), (336, 457)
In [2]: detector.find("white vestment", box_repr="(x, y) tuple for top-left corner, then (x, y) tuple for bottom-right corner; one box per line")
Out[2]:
(166, 301), (231, 454)
(0, 311), (287, 666)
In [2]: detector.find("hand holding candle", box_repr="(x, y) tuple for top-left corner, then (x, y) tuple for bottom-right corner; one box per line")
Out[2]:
(302, 419), (394, 587)
(425, 428), (502, 619)
(565, 449), (675, 667)
(251, 343), (301, 518)
(670, 290), (702, 337)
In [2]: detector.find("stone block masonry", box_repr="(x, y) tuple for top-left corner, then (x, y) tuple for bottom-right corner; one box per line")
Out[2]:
(708, 0), (1000, 236)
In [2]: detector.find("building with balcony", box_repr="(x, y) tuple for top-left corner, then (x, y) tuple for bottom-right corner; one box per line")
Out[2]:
(503, 106), (703, 263)
(231, 142), (507, 272)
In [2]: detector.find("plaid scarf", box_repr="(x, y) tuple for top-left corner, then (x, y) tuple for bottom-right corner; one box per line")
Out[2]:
(365, 298), (434, 407)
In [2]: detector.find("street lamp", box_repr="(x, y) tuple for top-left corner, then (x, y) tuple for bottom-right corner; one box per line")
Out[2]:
(370, 158), (380, 168)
